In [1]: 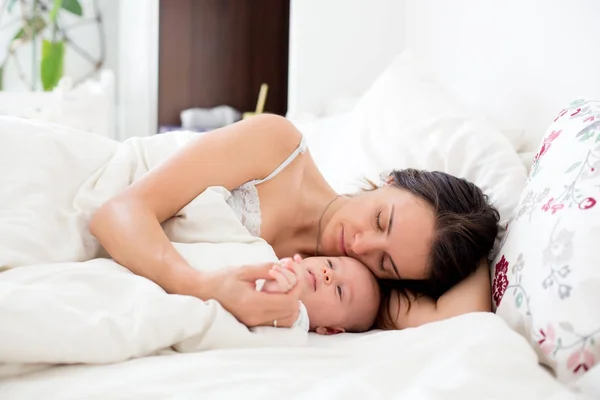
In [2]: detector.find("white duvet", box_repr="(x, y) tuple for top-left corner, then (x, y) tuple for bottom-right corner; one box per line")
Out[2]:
(0, 116), (304, 377)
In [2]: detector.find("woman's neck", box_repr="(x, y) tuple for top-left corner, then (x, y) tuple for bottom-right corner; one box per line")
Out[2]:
(287, 180), (347, 257)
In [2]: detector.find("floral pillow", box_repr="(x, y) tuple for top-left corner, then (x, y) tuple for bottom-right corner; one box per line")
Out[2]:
(490, 99), (600, 384)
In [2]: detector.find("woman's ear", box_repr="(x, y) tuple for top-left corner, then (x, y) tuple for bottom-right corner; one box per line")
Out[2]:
(385, 175), (394, 185)
(315, 326), (346, 335)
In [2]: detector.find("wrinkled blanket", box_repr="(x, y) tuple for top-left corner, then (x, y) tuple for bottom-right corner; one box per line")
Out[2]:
(0, 117), (305, 377)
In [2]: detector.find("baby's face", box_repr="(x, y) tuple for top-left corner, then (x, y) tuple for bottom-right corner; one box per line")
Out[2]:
(298, 256), (380, 334)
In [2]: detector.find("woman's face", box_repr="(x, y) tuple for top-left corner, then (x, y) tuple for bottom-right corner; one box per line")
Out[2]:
(320, 186), (436, 280)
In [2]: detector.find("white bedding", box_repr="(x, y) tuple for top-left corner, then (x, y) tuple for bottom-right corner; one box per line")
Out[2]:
(0, 115), (593, 399)
(0, 313), (591, 399)
(0, 116), (306, 378)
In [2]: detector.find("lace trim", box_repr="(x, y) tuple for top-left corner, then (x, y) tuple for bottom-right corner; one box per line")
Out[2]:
(225, 135), (306, 237)
(226, 182), (261, 237)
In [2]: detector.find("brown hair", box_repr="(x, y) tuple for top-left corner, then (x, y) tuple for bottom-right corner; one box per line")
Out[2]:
(371, 169), (500, 329)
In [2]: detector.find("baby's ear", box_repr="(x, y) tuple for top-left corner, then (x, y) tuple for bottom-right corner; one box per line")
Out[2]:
(315, 326), (345, 335)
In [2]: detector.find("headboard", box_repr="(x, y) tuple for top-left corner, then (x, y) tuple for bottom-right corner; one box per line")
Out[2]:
(288, 0), (600, 150)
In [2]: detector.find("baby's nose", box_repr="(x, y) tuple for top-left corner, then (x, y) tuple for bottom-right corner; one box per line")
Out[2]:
(322, 268), (332, 285)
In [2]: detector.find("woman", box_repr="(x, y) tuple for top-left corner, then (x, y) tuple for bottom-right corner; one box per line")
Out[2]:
(90, 114), (499, 330)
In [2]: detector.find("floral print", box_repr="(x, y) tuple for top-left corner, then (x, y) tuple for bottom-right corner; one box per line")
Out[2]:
(538, 148), (600, 214)
(491, 99), (600, 383)
(538, 324), (556, 355)
(507, 254), (530, 314)
(515, 188), (549, 222)
(492, 256), (509, 307)
(576, 120), (600, 142)
(540, 220), (574, 299)
(530, 130), (561, 178)
(493, 253), (531, 313)
(541, 197), (564, 214)
(568, 350), (595, 374)
(535, 322), (600, 376)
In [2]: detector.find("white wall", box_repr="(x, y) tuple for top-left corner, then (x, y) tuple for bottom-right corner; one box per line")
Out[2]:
(405, 0), (600, 150)
(287, 0), (406, 119)
(116, 0), (158, 140)
(0, 0), (119, 91)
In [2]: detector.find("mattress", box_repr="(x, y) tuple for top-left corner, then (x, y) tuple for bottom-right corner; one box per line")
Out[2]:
(0, 313), (587, 400)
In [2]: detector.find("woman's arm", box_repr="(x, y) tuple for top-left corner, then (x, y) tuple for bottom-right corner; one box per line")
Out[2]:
(389, 259), (492, 330)
(89, 114), (304, 326)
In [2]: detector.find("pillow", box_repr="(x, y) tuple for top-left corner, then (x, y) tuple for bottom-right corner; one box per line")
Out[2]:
(293, 113), (372, 194)
(491, 99), (600, 384)
(349, 49), (528, 227)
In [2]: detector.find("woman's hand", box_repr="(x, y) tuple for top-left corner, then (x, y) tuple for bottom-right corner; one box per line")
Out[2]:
(197, 261), (304, 328)
(261, 256), (309, 294)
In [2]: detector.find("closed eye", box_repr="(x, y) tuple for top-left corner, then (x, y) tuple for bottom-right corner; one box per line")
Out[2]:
(375, 209), (383, 231)
(337, 285), (343, 300)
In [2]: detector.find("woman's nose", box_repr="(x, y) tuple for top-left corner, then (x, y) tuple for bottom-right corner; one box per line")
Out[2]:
(351, 232), (381, 255)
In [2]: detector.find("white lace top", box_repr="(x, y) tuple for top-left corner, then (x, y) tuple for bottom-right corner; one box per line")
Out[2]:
(226, 136), (307, 237)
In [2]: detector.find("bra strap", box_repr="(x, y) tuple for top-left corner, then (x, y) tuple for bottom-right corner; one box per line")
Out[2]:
(251, 135), (307, 185)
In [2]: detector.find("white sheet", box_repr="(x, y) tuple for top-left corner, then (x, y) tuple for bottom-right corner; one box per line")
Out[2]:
(0, 313), (591, 399)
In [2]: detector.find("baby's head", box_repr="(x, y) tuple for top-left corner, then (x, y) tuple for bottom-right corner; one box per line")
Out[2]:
(298, 256), (380, 335)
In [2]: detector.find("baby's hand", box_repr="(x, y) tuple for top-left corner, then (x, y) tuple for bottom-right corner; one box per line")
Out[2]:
(261, 258), (299, 293)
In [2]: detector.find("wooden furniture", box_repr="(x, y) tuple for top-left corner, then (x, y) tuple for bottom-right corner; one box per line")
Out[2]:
(158, 0), (290, 127)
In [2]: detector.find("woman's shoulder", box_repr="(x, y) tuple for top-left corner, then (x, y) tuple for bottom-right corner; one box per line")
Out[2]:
(244, 114), (304, 160)
(178, 113), (306, 188)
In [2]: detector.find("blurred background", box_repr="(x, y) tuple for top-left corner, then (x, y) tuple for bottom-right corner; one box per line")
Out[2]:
(0, 0), (293, 140)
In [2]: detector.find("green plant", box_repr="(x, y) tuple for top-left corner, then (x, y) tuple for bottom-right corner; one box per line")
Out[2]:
(0, 0), (104, 91)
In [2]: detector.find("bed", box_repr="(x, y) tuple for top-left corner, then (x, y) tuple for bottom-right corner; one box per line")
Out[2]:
(2, 1), (600, 399)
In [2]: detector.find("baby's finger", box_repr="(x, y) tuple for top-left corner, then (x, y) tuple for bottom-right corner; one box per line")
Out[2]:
(238, 262), (283, 281)
(289, 262), (310, 295)
(273, 265), (297, 287)
(280, 258), (300, 273)
(286, 260), (305, 280)
(268, 269), (292, 292)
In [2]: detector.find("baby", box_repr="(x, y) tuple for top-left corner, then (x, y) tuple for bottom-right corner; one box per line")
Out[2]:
(259, 255), (381, 335)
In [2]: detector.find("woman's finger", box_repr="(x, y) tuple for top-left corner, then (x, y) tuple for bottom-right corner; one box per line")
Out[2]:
(250, 294), (301, 328)
(236, 262), (279, 281)
(271, 311), (301, 329)
(252, 288), (300, 311)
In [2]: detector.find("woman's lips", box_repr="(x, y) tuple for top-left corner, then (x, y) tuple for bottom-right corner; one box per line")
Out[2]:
(340, 228), (347, 256)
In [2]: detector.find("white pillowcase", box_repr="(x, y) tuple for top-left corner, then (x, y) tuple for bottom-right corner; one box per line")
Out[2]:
(294, 113), (373, 195)
(349, 50), (528, 227)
